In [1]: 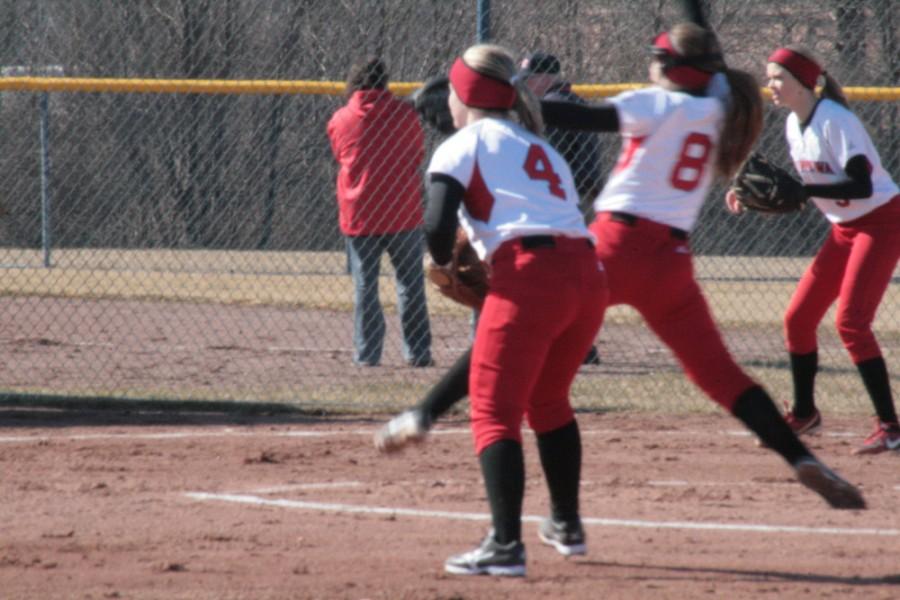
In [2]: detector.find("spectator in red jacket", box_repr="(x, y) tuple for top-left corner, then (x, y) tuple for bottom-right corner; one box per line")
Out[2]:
(327, 57), (433, 367)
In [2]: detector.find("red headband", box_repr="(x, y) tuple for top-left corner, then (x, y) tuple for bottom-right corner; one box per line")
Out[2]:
(448, 57), (516, 110)
(651, 32), (713, 90)
(768, 48), (821, 89)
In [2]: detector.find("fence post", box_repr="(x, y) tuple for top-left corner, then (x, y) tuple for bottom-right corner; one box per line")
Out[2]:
(39, 91), (52, 268)
(477, 0), (491, 42)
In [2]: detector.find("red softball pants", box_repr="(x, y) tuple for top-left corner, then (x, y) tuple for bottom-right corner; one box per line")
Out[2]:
(590, 212), (756, 410)
(785, 196), (900, 363)
(469, 236), (608, 455)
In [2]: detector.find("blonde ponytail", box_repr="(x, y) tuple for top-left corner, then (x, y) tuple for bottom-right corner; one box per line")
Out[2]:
(511, 77), (544, 134)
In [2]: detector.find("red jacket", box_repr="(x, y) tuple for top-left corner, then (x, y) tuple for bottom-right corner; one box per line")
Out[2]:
(327, 89), (426, 235)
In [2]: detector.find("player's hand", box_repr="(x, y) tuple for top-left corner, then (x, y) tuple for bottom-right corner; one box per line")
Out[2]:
(724, 189), (745, 215)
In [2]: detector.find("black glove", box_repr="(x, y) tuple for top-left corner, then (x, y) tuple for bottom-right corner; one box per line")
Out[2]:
(411, 75), (454, 135)
(730, 153), (808, 214)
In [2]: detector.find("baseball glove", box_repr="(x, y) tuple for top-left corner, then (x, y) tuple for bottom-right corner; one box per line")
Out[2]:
(411, 75), (454, 135)
(730, 153), (808, 214)
(426, 229), (489, 309)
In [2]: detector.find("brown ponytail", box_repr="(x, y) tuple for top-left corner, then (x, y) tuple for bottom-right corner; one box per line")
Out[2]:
(717, 68), (764, 179)
(820, 72), (849, 108)
(663, 23), (760, 179)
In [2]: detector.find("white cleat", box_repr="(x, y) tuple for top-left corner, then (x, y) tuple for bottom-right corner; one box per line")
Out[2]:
(373, 410), (428, 453)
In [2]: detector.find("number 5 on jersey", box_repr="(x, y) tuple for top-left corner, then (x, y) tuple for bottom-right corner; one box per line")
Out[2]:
(523, 144), (566, 200)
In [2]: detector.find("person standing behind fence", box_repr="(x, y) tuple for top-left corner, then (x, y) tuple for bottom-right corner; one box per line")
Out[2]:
(428, 44), (608, 577)
(327, 56), (433, 367)
(520, 52), (603, 365)
(726, 46), (900, 454)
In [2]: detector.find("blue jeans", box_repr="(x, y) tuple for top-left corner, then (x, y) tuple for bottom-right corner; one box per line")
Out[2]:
(346, 230), (432, 365)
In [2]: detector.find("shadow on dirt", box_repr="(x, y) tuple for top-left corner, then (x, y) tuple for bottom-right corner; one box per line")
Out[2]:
(578, 560), (900, 586)
(0, 393), (383, 429)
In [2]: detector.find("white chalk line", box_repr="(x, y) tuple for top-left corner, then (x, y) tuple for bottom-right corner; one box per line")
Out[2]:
(239, 478), (885, 493)
(184, 492), (899, 537)
(648, 480), (760, 487)
(243, 481), (364, 495)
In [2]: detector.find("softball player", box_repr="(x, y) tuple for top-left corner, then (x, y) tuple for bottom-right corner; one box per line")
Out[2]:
(427, 44), (607, 577)
(545, 23), (864, 509)
(378, 23), (866, 515)
(727, 46), (900, 454)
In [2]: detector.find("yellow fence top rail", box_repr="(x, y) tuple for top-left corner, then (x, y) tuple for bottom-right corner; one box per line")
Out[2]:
(0, 77), (897, 101)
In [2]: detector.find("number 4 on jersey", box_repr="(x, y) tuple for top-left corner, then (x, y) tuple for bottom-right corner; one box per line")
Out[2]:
(523, 144), (566, 200)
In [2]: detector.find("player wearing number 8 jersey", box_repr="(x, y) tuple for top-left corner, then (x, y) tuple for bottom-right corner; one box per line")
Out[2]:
(541, 22), (865, 509)
(427, 44), (608, 577)
(595, 88), (721, 230)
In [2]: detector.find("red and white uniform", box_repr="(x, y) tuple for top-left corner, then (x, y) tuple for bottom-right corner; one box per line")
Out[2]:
(595, 87), (723, 232)
(786, 99), (899, 223)
(783, 99), (900, 362)
(589, 86), (758, 409)
(428, 118), (608, 453)
(429, 118), (593, 260)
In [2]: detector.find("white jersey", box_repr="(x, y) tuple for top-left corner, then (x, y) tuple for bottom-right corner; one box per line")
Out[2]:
(785, 98), (899, 224)
(427, 118), (591, 261)
(594, 87), (725, 232)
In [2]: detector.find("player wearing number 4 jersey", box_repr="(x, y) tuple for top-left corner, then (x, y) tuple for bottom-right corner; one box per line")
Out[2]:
(428, 44), (608, 578)
(539, 22), (865, 510)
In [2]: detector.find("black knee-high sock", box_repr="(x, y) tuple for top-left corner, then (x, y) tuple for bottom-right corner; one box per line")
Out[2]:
(790, 351), (818, 417)
(417, 348), (471, 427)
(536, 419), (581, 522)
(732, 386), (812, 466)
(479, 439), (524, 545)
(856, 356), (899, 424)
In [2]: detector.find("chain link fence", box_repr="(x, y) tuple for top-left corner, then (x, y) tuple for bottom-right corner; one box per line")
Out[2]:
(0, 0), (897, 414)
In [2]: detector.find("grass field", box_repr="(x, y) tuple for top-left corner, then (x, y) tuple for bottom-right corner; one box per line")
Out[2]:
(2, 247), (899, 415)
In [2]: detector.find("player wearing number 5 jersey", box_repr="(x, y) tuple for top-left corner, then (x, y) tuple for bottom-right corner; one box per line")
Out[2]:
(541, 22), (865, 509)
(744, 46), (900, 454)
(428, 44), (608, 577)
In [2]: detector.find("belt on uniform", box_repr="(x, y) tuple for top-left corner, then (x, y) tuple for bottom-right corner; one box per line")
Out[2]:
(519, 235), (594, 249)
(609, 211), (689, 241)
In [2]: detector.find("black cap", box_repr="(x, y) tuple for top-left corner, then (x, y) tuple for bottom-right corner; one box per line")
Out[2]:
(520, 52), (561, 76)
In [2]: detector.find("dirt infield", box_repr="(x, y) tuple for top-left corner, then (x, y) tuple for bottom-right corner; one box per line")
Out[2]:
(1, 407), (898, 599)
